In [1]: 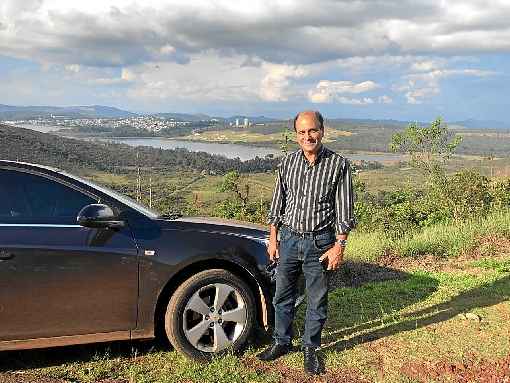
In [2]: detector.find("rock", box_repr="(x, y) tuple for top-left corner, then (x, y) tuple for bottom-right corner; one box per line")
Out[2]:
(465, 312), (482, 321)
(459, 312), (482, 321)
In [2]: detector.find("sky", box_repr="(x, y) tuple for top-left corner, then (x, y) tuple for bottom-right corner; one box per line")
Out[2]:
(1, 0), (509, 121)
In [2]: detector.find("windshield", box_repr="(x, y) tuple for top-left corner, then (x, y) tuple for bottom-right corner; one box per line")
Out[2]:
(62, 171), (161, 218)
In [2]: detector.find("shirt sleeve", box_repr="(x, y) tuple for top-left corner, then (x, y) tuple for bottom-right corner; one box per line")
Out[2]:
(267, 164), (286, 227)
(334, 158), (357, 234)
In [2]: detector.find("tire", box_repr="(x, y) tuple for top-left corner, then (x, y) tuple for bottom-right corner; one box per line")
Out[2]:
(165, 269), (256, 361)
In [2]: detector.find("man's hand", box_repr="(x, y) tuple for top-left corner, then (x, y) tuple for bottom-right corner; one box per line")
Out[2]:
(267, 224), (279, 262)
(267, 239), (279, 262)
(319, 243), (344, 271)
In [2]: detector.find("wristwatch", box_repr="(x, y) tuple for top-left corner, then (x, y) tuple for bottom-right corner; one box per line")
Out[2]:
(336, 239), (348, 248)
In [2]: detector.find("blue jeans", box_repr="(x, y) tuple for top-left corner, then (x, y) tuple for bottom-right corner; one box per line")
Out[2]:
(273, 226), (335, 348)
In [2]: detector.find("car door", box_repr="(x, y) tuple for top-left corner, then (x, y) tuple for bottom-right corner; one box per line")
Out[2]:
(0, 168), (139, 341)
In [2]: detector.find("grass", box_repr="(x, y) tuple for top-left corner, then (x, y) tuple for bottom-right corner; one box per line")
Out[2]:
(394, 209), (510, 257)
(470, 258), (510, 272)
(346, 209), (510, 261)
(344, 230), (392, 261)
(178, 127), (353, 146)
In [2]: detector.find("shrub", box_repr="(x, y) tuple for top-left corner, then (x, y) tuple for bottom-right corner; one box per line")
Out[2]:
(490, 177), (510, 209)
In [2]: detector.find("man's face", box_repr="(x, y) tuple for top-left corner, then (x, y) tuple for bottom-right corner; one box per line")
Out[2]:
(295, 113), (324, 155)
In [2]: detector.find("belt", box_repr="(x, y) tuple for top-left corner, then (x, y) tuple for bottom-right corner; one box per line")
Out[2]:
(281, 224), (334, 239)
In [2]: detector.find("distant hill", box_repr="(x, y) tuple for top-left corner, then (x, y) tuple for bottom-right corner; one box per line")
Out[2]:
(0, 124), (278, 174)
(155, 112), (281, 124)
(328, 117), (510, 131)
(155, 112), (212, 122)
(0, 104), (138, 120)
(222, 115), (281, 124)
(328, 118), (410, 127)
(450, 119), (510, 130)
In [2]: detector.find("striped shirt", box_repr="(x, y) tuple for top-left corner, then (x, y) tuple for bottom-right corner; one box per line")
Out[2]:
(268, 145), (356, 234)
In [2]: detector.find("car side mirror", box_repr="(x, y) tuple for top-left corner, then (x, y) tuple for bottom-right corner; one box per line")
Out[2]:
(77, 204), (125, 229)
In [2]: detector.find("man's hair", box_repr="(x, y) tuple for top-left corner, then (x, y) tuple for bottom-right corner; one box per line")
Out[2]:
(292, 111), (324, 131)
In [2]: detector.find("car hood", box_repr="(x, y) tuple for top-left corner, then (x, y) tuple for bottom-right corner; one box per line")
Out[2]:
(157, 216), (269, 240)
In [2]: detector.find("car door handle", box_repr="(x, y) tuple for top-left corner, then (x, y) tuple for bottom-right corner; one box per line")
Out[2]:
(0, 251), (14, 260)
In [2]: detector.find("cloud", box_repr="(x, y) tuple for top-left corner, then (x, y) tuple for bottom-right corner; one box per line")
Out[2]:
(259, 63), (309, 102)
(337, 97), (374, 105)
(404, 86), (440, 105)
(1, 0), (510, 69)
(65, 64), (80, 73)
(121, 53), (263, 105)
(378, 95), (393, 104)
(159, 44), (176, 55)
(308, 80), (379, 103)
(121, 68), (135, 81)
(395, 67), (497, 104)
(88, 77), (129, 86)
(410, 60), (445, 72)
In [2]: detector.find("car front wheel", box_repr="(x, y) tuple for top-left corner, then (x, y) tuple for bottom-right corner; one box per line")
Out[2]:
(165, 269), (256, 360)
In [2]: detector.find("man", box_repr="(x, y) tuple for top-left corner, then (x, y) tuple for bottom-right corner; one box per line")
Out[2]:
(257, 111), (356, 375)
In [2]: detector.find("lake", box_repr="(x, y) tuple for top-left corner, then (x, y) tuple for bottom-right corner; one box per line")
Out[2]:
(14, 123), (402, 162)
(87, 137), (403, 162)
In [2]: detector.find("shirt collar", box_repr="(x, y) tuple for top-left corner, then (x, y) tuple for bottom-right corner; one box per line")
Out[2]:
(300, 144), (326, 166)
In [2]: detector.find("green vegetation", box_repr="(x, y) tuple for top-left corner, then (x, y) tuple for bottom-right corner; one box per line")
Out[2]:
(393, 209), (510, 258)
(345, 209), (510, 261)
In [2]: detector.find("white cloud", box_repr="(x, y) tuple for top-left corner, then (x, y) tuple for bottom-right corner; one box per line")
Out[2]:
(308, 80), (379, 103)
(378, 95), (393, 104)
(65, 64), (80, 73)
(121, 68), (135, 81)
(159, 44), (176, 55)
(410, 60), (444, 72)
(395, 67), (497, 104)
(88, 77), (128, 85)
(121, 53), (263, 105)
(259, 63), (309, 102)
(337, 97), (374, 105)
(405, 87), (440, 104)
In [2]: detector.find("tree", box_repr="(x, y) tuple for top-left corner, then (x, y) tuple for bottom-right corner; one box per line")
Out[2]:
(280, 125), (293, 155)
(218, 170), (250, 208)
(389, 118), (496, 223)
(390, 117), (462, 180)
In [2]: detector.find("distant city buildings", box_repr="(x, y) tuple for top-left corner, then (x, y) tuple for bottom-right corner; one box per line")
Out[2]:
(5, 115), (217, 132)
(5, 115), (261, 132)
(230, 118), (250, 128)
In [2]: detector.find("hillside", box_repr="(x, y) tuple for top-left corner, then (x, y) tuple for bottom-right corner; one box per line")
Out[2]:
(0, 124), (278, 174)
(0, 104), (137, 119)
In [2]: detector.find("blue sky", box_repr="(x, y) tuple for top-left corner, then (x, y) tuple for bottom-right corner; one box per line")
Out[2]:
(1, 0), (509, 121)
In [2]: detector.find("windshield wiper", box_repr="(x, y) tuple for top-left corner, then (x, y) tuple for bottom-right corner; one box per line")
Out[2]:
(158, 213), (183, 220)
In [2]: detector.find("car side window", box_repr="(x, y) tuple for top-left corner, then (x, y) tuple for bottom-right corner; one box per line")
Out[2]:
(0, 169), (98, 224)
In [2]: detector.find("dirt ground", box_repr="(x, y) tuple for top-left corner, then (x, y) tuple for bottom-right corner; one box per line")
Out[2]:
(401, 353), (510, 383)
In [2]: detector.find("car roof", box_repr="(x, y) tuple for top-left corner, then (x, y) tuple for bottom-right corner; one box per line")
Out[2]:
(0, 160), (64, 175)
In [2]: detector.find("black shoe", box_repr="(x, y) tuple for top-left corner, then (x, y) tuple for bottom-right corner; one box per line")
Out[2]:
(303, 347), (321, 375)
(256, 342), (291, 361)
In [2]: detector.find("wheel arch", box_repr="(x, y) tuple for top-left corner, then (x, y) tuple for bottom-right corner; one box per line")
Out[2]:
(153, 259), (270, 341)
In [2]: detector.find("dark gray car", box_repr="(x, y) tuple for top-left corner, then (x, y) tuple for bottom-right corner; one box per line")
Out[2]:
(0, 160), (273, 360)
